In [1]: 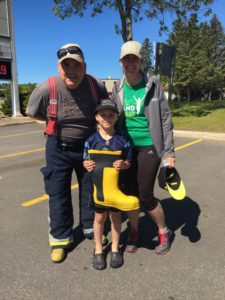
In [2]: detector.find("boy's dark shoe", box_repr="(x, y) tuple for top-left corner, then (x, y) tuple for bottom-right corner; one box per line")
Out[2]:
(110, 251), (123, 268)
(92, 253), (106, 270)
(155, 229), (172, 255)
(125, 228), (139, 253)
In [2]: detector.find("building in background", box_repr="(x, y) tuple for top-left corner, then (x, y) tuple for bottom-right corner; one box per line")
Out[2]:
(101, 77), (119, 96)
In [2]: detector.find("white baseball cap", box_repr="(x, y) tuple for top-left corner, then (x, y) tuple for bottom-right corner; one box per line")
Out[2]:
(120, 41), (142, 59)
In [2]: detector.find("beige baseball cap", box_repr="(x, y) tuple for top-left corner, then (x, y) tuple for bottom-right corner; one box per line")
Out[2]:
(120, 40), (142, 59)
(57, 43), (85, 63)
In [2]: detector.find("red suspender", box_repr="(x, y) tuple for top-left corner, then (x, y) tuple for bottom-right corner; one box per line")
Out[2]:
(44, 77), (58, 135)
(86, 74), (100, 104)
(44, 75), (100, 135)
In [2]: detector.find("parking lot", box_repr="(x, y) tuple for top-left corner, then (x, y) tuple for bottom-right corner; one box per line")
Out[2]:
(0, 122), (225, 300)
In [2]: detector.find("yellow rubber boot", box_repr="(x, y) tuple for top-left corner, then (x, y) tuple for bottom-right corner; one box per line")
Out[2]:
(94, 167), (140, 211)
(88, 149), (140, 211)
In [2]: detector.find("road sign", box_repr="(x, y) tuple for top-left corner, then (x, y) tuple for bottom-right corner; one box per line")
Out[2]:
(155, 43), (176, 77)
(0, 36), (11, 59)
(0, 0), (10, 37)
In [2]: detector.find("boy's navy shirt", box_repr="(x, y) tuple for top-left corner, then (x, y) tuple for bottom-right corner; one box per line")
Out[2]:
(83, 131), (132, 162)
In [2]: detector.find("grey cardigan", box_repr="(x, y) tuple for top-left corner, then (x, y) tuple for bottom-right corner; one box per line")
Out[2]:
(111, 73), (175, 158)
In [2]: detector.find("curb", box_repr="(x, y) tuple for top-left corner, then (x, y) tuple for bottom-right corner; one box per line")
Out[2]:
(0, 121), (36, 127)
(0, 117), (224, 141)
(0, 117), (44, 127)
(174, 130), (225, 141)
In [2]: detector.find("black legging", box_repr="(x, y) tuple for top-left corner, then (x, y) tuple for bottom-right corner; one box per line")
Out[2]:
(119, 145), (160, 211)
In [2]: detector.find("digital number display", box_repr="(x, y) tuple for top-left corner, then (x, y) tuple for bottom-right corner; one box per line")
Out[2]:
(0, 60), (12, 80)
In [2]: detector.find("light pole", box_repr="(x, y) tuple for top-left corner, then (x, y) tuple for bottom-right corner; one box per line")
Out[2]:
(8, 0), (20, 116)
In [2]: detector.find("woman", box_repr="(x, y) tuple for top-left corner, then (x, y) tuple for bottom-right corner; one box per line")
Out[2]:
(111, 40), (176, 255)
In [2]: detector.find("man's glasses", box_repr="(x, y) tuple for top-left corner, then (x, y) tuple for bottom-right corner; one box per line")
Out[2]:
(57, 46), (84, 59)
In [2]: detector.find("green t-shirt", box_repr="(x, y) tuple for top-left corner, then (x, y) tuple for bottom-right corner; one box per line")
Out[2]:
(123, 80), (153, 146)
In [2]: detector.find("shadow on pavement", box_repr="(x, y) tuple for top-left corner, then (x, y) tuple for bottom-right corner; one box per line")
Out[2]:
(136, 197), (201, 250)
(68, 225), (85, 252)
(69, 196), (201, 254)
(162, 196), (201, 243)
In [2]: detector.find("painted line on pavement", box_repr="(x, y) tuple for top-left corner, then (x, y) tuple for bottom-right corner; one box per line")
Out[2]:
(0, 148), (45, 159)
(21, 138), (203, 207)
(175, 138), (203, 151)
(0, 131), (43, 139)
(21, 184), (79, 207)
(0, 138), (203, 160)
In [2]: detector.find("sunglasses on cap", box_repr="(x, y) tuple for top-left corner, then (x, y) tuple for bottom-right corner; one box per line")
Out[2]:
(57, 46), (84, 59)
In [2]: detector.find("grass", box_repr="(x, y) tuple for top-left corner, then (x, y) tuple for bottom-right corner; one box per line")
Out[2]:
(170, 101), (225, 133)
(0, 99), (224, 133)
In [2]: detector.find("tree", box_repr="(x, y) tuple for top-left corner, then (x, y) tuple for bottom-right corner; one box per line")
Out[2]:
(208, 14), (225, 100)
(0, 83), (37, 116)
(141, 38), (154, 74)
(168, 12), (225, 101)
(0, 83), (11, 116)
(192, 15), (225, 101)
(19, 83), (37, 114)
(52, 0), (213, 42)
(168, 14), (203, 101)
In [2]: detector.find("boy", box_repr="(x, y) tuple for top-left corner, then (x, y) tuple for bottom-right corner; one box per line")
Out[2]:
(83, 99), (139, 270)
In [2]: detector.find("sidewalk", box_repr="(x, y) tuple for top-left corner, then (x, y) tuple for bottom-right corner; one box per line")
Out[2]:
(0, 115), (44, 127)
(0, 115), (225, 141)
(174, 129), (225, 141)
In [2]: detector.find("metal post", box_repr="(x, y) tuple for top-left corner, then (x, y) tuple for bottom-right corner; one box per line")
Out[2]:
(7, 0), (21, 116)
(168, 75), (172, 103)
(168, 50), (176, 103)
(153, 42), (160, 80)
(153, 42), (156, 70)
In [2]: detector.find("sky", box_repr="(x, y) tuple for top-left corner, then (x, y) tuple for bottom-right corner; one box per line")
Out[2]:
(10, 0), (225, 84)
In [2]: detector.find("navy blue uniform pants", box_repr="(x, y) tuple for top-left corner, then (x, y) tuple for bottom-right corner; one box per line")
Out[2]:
(41, 135), (94, 249)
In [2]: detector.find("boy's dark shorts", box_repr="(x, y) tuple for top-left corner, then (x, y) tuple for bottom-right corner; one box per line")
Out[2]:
(94, 204), (120, 214)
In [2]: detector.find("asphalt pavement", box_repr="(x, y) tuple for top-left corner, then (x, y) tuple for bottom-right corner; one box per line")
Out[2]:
(1, 115), (225, 141)
(0, 120), (225, 300)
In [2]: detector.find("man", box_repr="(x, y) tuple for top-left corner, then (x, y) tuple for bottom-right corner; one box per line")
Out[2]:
(26, 43), (108, 263)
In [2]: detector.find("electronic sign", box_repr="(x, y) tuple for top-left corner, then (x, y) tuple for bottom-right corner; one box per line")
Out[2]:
(0, 60), (11, 80)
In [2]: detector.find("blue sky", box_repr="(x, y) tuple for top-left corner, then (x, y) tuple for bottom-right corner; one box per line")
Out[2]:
(12, 0), (225, 84)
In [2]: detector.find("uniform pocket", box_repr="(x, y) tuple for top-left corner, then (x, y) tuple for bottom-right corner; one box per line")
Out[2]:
(40, 166), (53, 195)
(62, 97), (77, 117)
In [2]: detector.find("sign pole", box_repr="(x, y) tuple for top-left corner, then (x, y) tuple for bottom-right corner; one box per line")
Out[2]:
(8, 0), (20, 116)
